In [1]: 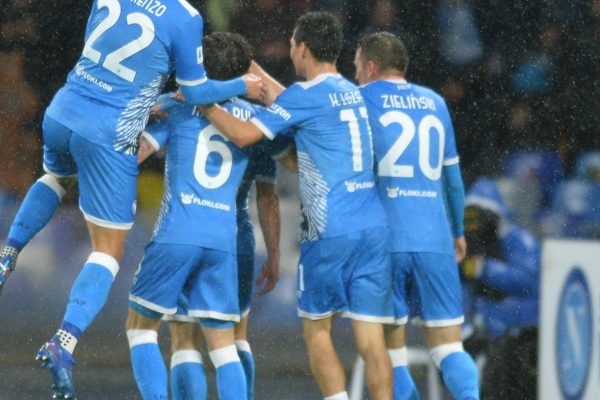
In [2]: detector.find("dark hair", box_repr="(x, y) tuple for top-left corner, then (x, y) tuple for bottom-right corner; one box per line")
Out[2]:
(358, 32), (409, 73)
(293, 12), (343, 63)
(203, 32), (253, 80)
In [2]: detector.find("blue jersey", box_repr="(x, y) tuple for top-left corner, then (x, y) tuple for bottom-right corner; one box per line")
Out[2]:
(145, 97), (256, 253)
(250, 73), (387, 242)
(46, 0), (207, 155)
(360, 79), (460, 255)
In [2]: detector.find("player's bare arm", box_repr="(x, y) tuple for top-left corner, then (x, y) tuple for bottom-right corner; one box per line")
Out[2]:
(255, 181), (281, 295)
(200, 104), (265, 147)
(248, 60), (285, 106)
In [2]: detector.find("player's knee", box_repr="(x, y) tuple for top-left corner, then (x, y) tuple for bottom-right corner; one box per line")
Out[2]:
(429, 342), (464, 368)
(126, 328), (158, 349)
(38, 173), (72, 200)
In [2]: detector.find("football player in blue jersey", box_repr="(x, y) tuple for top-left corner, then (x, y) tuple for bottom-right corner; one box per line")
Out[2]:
(354, 32), (479, 400)
(124, 32), (284, 400)
(158, 147), (284, 400)
(0, 1), (264, 398)
(199, 12), (394, 400)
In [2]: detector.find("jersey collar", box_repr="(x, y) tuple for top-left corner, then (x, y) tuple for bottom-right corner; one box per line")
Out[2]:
(298, 73), (341, 89)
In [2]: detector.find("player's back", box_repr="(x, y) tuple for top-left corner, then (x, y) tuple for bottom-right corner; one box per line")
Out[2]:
(46, 0), (204, 154)
(361, 79), (459, 255)
(288, 74), (386, 241)
(151, 98), (255, 253)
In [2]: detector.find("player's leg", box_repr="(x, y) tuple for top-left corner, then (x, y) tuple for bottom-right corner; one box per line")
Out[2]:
(129, 242), (201, 399)
(202, 320), (247, 400)
(352, 320), (393, 400)
(192, 248), (246, 400)
(168, 317), (208, 400)
(125, 308), (166, 399)
(427, 326), (479, 400)
(37, 133), (138, 398)
(385, 325), (420, 400)
(348, 227), (395, 400)
(297, 236), (351, 399)
(415, 253), (479, 400)
(235, 224), (256, 399)
(1, 115), (76, 293)
(234, 316), (255, 400)
(387, 252), (420, 400)
(302, 317), (347, 399)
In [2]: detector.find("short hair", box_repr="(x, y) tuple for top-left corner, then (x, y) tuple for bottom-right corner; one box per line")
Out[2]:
(203, 32), (253, 81)
(293, 12), (343, 63)
(358, 32), (409, 73)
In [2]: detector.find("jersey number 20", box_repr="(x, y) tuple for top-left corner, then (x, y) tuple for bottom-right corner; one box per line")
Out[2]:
(83, 0), (155, 82)
(378, 111), (446, 181)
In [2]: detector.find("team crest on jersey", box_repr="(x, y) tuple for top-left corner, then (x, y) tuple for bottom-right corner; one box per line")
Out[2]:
(387, 187), (399, 198)
(197, 46), (204, 64)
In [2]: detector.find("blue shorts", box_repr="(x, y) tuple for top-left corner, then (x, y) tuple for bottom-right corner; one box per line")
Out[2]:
(129, 242), (240, 322)
(237, 217), (256, 317)
(42, 113), (138, 229)
(391, 252), (464, 327)
(297, 226), (393, 323)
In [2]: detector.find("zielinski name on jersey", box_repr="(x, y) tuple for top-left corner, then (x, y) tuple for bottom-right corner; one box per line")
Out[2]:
(381, 94), (437, 112)
(179, 193), (231, 212)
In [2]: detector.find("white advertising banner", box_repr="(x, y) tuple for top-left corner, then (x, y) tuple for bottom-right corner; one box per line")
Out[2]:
(540, 240), (600, 399)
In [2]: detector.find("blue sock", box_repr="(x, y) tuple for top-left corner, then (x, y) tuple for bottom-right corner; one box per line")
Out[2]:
(431, 343), (479, 400)
(389, 348), (420, 400)
(236, 341), (255, 400)
(63, 252), (119, 334)
(209, 345), (247, 400)
(127, 330), (168, 400)
(7, 175), (65, 251)
(170, 350), (207, 400)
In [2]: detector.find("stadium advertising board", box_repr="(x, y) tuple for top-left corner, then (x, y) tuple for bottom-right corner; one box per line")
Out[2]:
(540, 240), (600, 399)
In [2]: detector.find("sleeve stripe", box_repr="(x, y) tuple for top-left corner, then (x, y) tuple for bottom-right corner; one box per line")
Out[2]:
(443, 156), (460, 166)
(176, 76), (208, 86)
(250, 117), (275, 140)
(142, 131), (161, 152)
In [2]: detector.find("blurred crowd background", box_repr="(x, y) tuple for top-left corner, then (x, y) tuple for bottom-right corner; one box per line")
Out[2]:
(1, 0), (599, 238)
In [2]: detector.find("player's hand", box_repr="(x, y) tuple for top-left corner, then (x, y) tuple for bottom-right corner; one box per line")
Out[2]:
(454, 236), (467, 263)
(242, 74), (265, 102)
(256, 255), (280, 296)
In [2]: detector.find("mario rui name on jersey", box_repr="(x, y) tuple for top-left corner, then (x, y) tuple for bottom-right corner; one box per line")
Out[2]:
(129, 0), (167, 17)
